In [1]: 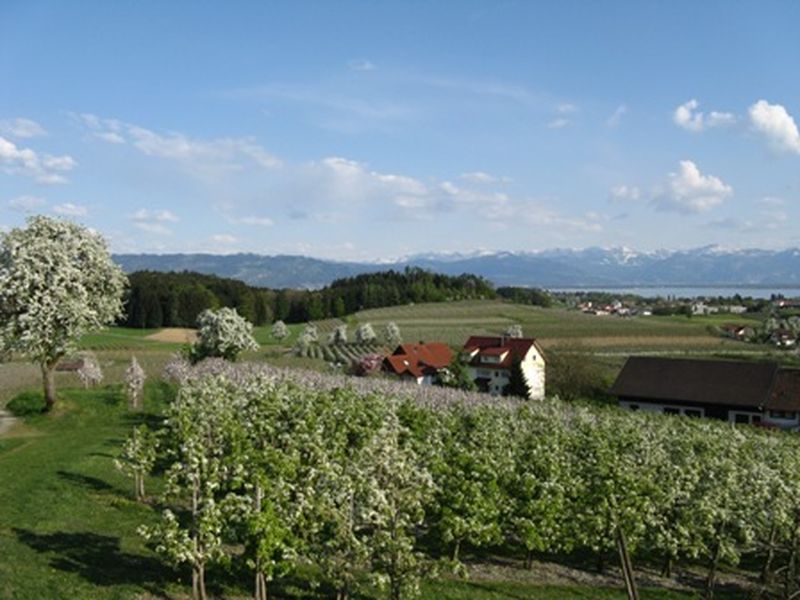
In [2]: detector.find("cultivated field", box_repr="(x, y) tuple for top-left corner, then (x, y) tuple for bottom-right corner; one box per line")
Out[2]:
(348, 300), (770, 355)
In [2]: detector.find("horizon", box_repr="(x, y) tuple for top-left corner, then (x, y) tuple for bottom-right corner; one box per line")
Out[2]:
(2, 1), (800, 259)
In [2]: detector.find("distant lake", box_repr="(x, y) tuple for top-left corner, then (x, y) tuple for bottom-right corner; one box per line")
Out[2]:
(548, 286), (800, 299)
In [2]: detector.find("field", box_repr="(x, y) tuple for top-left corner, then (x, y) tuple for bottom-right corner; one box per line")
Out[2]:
(0, 300), (789, 598)
(0, 384), (751, 599)
(347, 300), (771, 355)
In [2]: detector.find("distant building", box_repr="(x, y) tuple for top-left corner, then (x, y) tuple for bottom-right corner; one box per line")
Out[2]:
(611, 356), (800, 429)
(383, 342), (453, 385)
(462, 336), (546, 399)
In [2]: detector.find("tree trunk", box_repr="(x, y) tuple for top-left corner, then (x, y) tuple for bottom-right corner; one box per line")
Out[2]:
(525, 548), (534, 570)
(616, 526), (640, 600)
(41, 361), (57, 412)
(197, 563), (207, 600)
(762, 523), (777, 585)
(255, 570), (268, 600)
(705, 540), (722, 600)
(661, 554), (673, 578)
(452, 538), (461, 563)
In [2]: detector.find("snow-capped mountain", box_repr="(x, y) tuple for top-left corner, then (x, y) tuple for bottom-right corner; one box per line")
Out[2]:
(113, 247), (800, 289)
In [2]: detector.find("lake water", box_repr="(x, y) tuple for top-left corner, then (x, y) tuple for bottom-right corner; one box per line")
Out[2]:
(548, 286), (800, 299)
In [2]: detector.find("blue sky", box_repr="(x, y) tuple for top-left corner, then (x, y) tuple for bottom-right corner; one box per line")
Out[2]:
(1, 1), (799, 259)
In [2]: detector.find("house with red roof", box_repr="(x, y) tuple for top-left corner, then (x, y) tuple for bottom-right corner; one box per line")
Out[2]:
(383, 342), (453, 385)
(461, 336), (546, 399)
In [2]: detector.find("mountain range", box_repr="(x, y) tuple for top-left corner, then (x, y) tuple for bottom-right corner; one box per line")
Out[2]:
(113, 246), (800, 290)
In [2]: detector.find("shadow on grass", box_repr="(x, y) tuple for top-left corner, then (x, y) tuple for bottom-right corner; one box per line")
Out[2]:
(57, 470), (115, 493)
(13, 528), (174, 596)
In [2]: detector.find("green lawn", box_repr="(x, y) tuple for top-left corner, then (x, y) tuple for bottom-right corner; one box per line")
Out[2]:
(0, 382), (750, 599)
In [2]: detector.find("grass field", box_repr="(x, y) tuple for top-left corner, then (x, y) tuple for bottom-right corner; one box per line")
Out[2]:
(347, 300), (772, 354)
(0, 383), (750, 599)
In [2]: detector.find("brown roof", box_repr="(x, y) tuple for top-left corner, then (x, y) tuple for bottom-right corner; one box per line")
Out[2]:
(768, 369), (800, 411)
(384, 342), (453, 378)
(462, 336), (541, 369)
(610, 357), (779, 409)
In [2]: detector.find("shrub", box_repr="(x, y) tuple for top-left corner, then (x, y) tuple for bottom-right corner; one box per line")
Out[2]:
(7, 391), (46, 416)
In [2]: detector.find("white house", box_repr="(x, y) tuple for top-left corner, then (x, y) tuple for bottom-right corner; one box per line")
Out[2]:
(462, 336), (546, 400)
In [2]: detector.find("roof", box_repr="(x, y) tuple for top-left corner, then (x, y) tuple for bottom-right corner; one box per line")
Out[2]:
(462, 336), (542, 369)
(610, 357), (779, 409)
(768, 369), (800, 411)
(384, 342), (453, 378)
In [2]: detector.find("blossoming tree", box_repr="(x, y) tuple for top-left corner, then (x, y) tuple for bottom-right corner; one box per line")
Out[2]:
(0, 216), (126, 411)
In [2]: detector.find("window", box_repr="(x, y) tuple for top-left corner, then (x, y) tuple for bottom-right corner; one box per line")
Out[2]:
(629, 404), (639, 411)
(664, 408), (680, 415)
(684, 409), (702, 418)
(734, 413), (750, 424)
(769, 410), (797, 420)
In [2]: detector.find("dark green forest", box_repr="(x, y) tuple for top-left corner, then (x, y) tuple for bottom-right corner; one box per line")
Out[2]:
(122, 268), (496, 328)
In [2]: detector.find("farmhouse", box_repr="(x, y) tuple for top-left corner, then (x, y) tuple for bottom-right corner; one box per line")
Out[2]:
(383, 342), (453, 385)
(611, 356), (800, 429)
(462, 336), (546, 400)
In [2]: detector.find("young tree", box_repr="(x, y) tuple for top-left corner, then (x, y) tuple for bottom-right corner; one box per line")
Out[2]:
(355, 323), (377, 344)
(77, 353), (103, 389)
(115, 424), (158, 501)
(384, 321), (402, 346)
(126, 356), (146, 410)
(503, 358), (531, 399)
(504, 324), (524, 338)
(193, 307), (259, 361)
(329, 324), (348, 345)
(0, 216), (127, 411)
(271, 320), (289, 340)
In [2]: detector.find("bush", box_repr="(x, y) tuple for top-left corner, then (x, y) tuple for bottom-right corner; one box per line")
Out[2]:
(7, 391), (47, 416)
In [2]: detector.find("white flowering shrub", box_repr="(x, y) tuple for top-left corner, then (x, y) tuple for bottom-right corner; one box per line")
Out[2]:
(504, 323), (524, 338)
(384, 321), (402, 346)
(0, 216), (127, 410)
(328, 324), (348, 345)
(355, 322), (377, 344)
(271, 320), (289, 340)
(76, 353), (103, 388)
(126, 356), (146, 410)
(193, 307), (259, 362)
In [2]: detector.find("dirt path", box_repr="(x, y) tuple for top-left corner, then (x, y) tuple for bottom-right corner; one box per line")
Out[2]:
(145, 328), (197, 343)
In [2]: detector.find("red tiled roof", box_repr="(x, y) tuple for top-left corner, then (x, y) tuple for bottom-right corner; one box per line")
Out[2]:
(462, 336), (540, 369)
(384, 342), (453, 378)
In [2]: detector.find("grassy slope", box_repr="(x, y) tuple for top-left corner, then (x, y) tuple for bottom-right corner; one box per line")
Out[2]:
(0, 383), (748, 599)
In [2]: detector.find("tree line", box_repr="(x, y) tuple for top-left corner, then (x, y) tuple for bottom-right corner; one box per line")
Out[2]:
(122, 268), (496, 328)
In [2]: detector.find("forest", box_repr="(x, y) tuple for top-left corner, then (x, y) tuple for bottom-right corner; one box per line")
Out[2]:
(122, 268), (496, 328)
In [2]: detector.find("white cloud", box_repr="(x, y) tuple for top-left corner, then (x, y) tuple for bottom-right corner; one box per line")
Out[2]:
(606, 104), (628, 128)
(347, 58), (376, 71)
(0, 118), (46, 138)
(547, 118), (570, 129)
(211, 233), (238, 244)
(232, 215), (274, 226)
(8, 195), (46, 212)
(129, 208), (179, 235)
(673, 99), (736, 132)
(654, 160), (733, 214)
(0, 135), (76, 184)
(459, 171), (510, 184)
(53, 202), (88, 216)
(74, 113), (283, 175)
(748, 100), (800, 154)
(757, 196), (785, 207)
(609, 184), (641, 202)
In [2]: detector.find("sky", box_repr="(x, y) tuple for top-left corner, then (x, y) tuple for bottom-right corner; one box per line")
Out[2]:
(1, 1), (800, 260)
